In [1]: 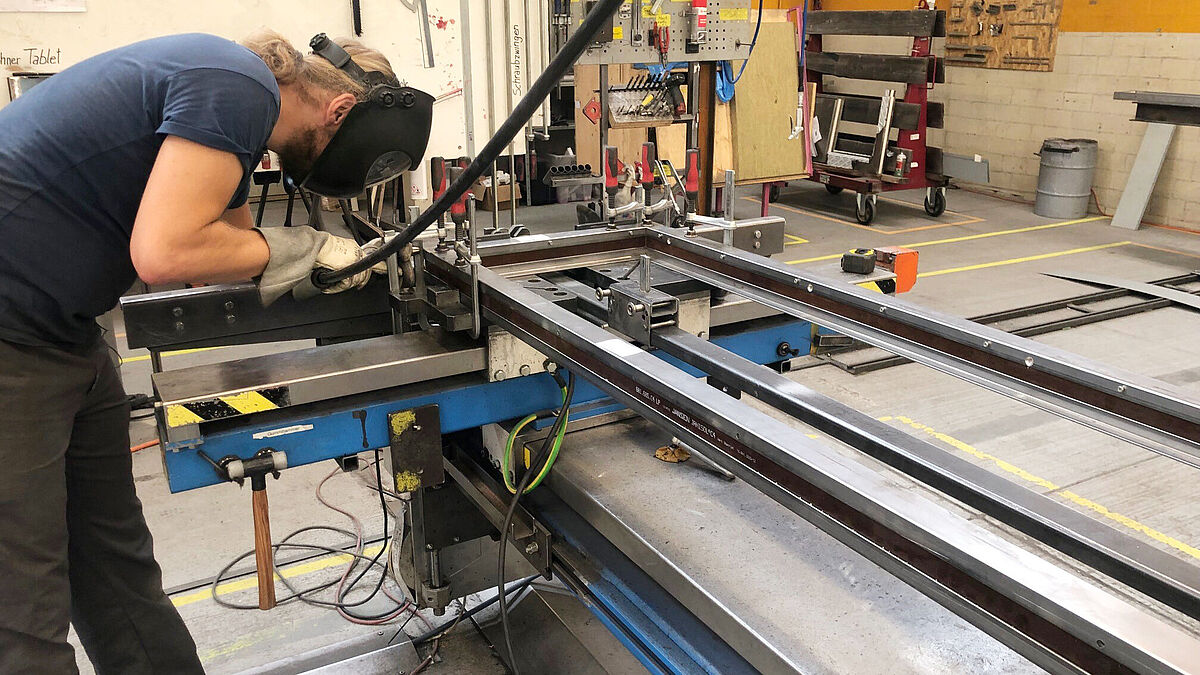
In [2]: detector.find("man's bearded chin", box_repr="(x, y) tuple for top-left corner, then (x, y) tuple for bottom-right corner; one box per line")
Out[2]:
(278, 126), (323, 183)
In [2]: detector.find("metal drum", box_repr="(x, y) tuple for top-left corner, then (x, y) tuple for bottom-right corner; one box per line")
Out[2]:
(1035, 138), (1098, 219)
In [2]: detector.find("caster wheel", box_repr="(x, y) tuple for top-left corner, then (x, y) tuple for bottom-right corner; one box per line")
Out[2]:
(855, 195), (876, 225)
(924, 188), (947, 217)
(768, 184), (782, 202)
(825, 184), (844, 195)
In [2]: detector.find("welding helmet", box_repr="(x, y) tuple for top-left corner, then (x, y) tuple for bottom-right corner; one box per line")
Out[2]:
(299, 33), (434, 198)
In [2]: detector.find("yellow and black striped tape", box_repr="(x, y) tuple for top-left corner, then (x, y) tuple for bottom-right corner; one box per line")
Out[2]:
(165, 387), (290, 428)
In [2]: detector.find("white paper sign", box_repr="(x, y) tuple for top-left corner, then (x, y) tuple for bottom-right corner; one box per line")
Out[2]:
(0, 0), (85, 12)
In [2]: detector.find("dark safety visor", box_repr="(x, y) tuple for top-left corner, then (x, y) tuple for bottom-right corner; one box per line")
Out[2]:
(299, 34), (435, 198)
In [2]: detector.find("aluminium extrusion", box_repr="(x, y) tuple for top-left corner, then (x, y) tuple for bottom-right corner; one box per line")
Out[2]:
(460, 226), (1200, 468)
(429, 255), (1200, 674)
(641, 230), (1200, 468)
(650, 326), (1200, 622)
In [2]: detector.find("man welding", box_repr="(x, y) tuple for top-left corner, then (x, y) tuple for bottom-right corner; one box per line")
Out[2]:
(0, 30), (431, 672)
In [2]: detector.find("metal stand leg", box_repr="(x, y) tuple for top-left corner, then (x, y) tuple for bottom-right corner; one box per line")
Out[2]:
(1112, 122), (1177, 231)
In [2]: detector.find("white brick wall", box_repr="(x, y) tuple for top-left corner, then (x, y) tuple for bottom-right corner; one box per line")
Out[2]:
(932, 32), (1200, 229)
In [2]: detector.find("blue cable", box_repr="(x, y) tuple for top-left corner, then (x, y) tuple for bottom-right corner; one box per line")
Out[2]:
(715, 0), (766, 102)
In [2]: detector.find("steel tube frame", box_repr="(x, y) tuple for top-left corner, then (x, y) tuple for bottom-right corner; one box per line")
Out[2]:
(455, 226), (1200, 471)
(642, 231), (1200, 468)
(650, 326), (1200, 622)
(424, 251), (1200, 674)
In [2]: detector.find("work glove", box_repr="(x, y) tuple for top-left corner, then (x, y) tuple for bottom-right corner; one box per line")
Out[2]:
(257, 226), (387, 305)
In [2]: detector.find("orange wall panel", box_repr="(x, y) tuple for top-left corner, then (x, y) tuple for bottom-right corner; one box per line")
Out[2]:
(1059, 0), (1200, 33)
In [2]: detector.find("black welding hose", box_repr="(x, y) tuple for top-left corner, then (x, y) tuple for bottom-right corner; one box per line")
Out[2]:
(313, 0), (624, 288)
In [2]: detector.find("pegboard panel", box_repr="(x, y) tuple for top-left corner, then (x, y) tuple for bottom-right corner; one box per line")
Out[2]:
(944, 0), (1062, 71)
(568, 0), (756, 65)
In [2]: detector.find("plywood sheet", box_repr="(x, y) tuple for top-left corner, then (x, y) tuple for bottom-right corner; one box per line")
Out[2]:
(655, 99), (733, 182)
(729, 21), (808, 182)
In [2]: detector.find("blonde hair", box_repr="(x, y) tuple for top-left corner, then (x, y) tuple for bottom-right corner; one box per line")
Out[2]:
(241, 29), (395, 102)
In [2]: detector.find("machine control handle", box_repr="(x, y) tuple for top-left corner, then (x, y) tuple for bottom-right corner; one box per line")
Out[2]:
(448, 166), (469, 224)
(604, 146), (621, 192)
(430, 156), (448, 199)
(686, 149), (700, 214)
(640, 142), (656, 187)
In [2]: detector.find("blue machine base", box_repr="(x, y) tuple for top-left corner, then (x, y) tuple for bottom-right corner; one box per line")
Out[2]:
(163, 320), (813, 492)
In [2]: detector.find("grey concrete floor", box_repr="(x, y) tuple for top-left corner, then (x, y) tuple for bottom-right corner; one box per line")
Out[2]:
(80, 183), (1200, 673)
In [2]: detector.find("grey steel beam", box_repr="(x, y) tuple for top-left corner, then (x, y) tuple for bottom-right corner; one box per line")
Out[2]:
(650, 325), (1200, 622)
(119, 280), (392, 350)
(154, 330), (483, 427)
(427, 251), (1200, 675)
(640, 229), (1200, 468)
(1044, 271), (1200, 312)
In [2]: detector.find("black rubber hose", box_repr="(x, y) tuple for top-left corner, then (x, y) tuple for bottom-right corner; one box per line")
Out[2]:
(312, 0), (624, 288)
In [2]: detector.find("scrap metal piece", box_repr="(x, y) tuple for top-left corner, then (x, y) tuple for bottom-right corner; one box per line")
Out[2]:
(1043, 271), (1200, 312)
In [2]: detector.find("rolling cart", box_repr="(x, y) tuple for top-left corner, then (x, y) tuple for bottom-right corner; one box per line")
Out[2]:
(800, 0), (949, 225)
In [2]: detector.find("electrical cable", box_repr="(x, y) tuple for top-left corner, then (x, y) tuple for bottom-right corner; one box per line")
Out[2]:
(729, 0), (765, 86)
(496, 372), (576, 675)
(502, 381), (569, 494)
(311, 0), (624, 289)
(210, 459), (416, 623)
(130, 439), (159, 453)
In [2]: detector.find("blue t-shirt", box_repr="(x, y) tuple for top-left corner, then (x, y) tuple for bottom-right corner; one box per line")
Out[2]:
(0, 33), (280, 347)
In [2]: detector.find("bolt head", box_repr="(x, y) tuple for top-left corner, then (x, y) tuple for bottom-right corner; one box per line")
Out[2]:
(524, 542), (539, 555)
(172, 307), (183, 318)
(224, 301), (235, 312)
(174, 321), (185, 333)
(519, 364), (532, 376)
(494, 369), (506, 381)
(225, 314), (236, 325)
(1025, 356), (1035, 367)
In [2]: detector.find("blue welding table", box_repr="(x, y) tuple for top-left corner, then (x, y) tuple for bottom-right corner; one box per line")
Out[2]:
(162, 319), (814, 492)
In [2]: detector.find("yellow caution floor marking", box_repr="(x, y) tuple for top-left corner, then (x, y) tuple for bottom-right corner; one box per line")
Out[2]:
(786, 215), (1108, 265)
(172, 543), (387, 608)
(880, 415), (1200, 562)
(784, 233), (810, 246)
(918, 242), (1130, 278)
(746, 196), (985, 235)
(119, 345), (231, 365)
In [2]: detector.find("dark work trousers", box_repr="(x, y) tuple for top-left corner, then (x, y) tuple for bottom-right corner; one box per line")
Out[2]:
(0, 337), (202, 674)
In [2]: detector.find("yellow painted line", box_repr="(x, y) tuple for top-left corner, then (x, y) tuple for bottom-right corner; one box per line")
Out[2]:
(746, 197), (985, 235)
(221, 390), (279, 415)
(880, 415), (1200, 562)
(786, 215), (1108, 265)
(784, 233), (810, 246)
(917, 242), (1130, 278)
(120, 345), (231, 365)
(1129, 242), (1200, 260)
(172, 543), (387, 608)
(903, 216), (1107, 248)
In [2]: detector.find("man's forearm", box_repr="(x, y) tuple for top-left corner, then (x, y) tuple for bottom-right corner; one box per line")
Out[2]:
(132, 219), (270, 285)
(183, 220), (271, 283)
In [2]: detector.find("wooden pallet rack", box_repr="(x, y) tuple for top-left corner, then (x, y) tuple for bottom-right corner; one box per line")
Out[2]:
(801, 1), (949, 225)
